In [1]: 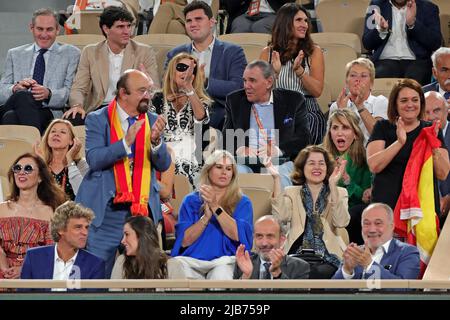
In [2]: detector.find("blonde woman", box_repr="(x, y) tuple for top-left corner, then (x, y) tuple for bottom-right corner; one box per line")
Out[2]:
(170, 150), (253, 280)
(151, 52), (211, 188)
(35, 119), (88, 200)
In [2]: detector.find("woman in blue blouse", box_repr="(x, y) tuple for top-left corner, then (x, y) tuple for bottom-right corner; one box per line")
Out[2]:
(171, 150), (254, 280)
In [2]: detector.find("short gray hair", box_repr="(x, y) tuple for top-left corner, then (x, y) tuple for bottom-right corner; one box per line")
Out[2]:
(51, 201), (94, 242)
(246, 60), (276, 83)
(362, 203), (393, 224)
(31, 8), (58, 27)
(431, 47), (450, 69)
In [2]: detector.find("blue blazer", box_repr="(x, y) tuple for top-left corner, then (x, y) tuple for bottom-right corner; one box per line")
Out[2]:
(21, 245), (105, 280)
(0, 42), (80, 118)
(422, 81), (440, 94)
(362, 0), (441, 61)
(332, 239), (420, 280)
(166, 39), (247, 106)
(75, 107), (171, 227)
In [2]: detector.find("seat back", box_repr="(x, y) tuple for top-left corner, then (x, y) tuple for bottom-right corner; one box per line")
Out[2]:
(0, 175), (10, 202)
(134, 33), (191, 82)
(218, 33), (270, 47)
(433, 0), (450, 46)
(73, 125), (86, 158)
(172, 174), (193, 219)
(56, 34), (104, 51)
(321, 43), (358, 100)
(311, 32), (361, 56)
(0, 139), (34, 176)
(316, 81), (332, 115)
(240, 187), (273, 224)
(372, 78), (403, 98)
(316, 0), (369, 52)
(0, 125), (41, 146)
(237, 173), (274, 191)
(423, 216), (450, 280)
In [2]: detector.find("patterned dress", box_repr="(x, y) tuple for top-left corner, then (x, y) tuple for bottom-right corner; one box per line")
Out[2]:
(52, 168), (75, 200)
(0, 215), (52, 278)
(151, 92), (210, 188)
(277, 59), (326, 145)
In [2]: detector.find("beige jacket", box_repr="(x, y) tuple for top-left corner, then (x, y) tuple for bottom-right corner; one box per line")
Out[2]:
(69, 39), (160, 113)
(272, 186), (350, 259)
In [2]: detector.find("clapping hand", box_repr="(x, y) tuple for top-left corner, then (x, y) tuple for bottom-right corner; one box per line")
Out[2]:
(329, 159), (347, 186)
(66, 137), (82, 163)
(396, 117), (407, 146)
(336, 87), (351, 109)
(235, 244), (253, 279)
(406, 0), (417, 27)
(151, 115), (166, 145)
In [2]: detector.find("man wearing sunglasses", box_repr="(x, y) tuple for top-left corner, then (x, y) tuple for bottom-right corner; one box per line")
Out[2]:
(0, 8), (80, 134)
(75, 69), (171, 278)
(65, 6), (160, 125)
(166, 1), (247, 130)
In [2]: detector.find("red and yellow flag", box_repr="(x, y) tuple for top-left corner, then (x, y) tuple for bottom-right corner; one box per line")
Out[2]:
(394, 123), (441, 277)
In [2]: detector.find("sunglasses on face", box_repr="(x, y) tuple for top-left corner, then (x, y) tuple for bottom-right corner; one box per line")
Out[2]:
(12, 164), (35, 175)
(176, 62), (197, 75)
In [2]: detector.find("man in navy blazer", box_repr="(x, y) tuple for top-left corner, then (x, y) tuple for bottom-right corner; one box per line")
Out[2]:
(21, 201), (105, 289)
(0, 8), (80, 133)
(363, 0), (441, 85)
(75, 69), (171, 278)
(423, 48), (450, 101)
(333, 203), (420, 281)
(166, 1), (247, 130)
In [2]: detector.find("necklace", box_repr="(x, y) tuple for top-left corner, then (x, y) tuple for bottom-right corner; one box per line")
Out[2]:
(14, 200), (40, 216)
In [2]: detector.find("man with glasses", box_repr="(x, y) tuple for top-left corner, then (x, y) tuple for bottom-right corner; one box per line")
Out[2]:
(65, 5), (160, 125)
(0, 8), (80, 134)
(75, 69), (171, 278)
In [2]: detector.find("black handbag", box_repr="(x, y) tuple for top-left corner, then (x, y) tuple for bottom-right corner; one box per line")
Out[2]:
(290, 249), (325, 265)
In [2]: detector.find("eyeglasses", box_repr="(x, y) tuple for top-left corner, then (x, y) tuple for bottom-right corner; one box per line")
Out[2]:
(12, 164), (35, 175)
(176, 62), (197, 75)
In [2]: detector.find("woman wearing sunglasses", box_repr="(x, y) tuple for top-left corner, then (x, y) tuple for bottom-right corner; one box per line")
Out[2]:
(35, 119), (89, 200)
(0, 153), (66, 279)
(151, 52), (211, 188)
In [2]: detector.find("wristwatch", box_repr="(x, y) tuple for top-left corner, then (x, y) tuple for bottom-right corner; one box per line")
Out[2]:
(215, 207), (223, 216)
(184, 90), (195, 96)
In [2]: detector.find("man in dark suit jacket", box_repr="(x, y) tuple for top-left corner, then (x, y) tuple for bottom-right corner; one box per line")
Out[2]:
(234, 215), (309, 279)
(223, 60), (310, 172)
(21, 201), (105, 289)
(363, 0), (441, 85)
(166, 1), (247, 130)
(333, 203), (420, 281)
(75, 69), (171, 278)
(423, 48), (450, 102)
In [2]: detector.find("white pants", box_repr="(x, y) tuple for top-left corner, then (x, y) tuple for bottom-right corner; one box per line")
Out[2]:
(171, 256), (236, 280)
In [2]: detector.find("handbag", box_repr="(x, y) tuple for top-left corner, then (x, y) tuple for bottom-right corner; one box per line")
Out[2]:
(289, 249), (325, 266)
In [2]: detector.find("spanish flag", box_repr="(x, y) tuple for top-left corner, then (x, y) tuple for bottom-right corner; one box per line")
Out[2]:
(394, 123), (441, 277)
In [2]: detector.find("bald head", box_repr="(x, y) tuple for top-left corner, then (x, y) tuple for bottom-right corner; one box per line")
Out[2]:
(424, 91), (448, 124)
(116, 69), (154, 115)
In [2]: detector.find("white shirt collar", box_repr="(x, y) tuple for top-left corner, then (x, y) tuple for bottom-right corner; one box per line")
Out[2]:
(192, 36), (215, 53)
(254, 91), (274, 105)
(34, 42), (55, 53)
(107, 44), (124, 57)
(54, 243), (78, 264)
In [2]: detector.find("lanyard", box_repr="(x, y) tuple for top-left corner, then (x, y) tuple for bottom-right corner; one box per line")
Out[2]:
(251, 105), (273, 147)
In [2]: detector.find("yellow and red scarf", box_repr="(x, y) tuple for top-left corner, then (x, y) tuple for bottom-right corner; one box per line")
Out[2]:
(108, 99), (151, 216)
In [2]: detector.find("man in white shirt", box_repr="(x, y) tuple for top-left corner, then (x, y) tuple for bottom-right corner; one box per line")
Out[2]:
(329, 58), (388, 144)
(363, 0), (441, 85)
(65, 6), (160, 125)
(332, 203), (420, 280)
(21, 201), (106, 288)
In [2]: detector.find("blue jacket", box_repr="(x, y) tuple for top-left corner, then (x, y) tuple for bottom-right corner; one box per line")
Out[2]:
(21, 245), (105, 280)
(75, 107), (171, 226)
(332, 239), (420, 280)
(166, 39), (247, 106)
(363, 0), (441, 61)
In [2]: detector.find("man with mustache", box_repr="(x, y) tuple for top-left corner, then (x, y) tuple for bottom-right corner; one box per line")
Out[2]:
(423, 47), (450, 103)
(333, 203), (420, 280)
(65, 5), (160, 125)
(75, 69), (171, 277)
(363, 0), (441, 85)
(21, 201), (106, 286)
(233, 215), (309, 279)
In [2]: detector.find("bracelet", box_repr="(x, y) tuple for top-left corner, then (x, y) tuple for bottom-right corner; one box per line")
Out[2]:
(200, 215), (208, 227)
(184, 90), (195, 96)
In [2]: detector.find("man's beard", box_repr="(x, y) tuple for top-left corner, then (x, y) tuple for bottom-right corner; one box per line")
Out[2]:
(137, 99), (149, 113)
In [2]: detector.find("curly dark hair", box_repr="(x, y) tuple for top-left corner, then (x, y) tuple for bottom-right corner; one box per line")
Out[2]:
(270, 3), (315, 64)
(122, 216), (168, 280)
(291, 145), (335, 186)
(7, 153), (66, 210)
(99, 6), (134, 38)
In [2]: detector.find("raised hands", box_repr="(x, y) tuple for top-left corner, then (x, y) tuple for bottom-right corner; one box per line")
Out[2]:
(199, 184), (219, 209)
(151, 115), (167, 145)
(374, 9), (388, 31)
(271, 50), (281, 76)
(336, 87), (351, 109)
(329, 158), (347, 186)
(396, 117), (407, 146)
(235, 244), (253, 279)
(66, 137), (82, 163)
(293, 50), (305, 78)
(406, 0), (417, 27)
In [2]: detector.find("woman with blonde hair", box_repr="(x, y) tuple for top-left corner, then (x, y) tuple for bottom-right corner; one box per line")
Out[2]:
(322, 109), (372, 244)
(151, 52), (211, 188)
(36, 119), (88, 200)
(170, 150), (253, 280)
